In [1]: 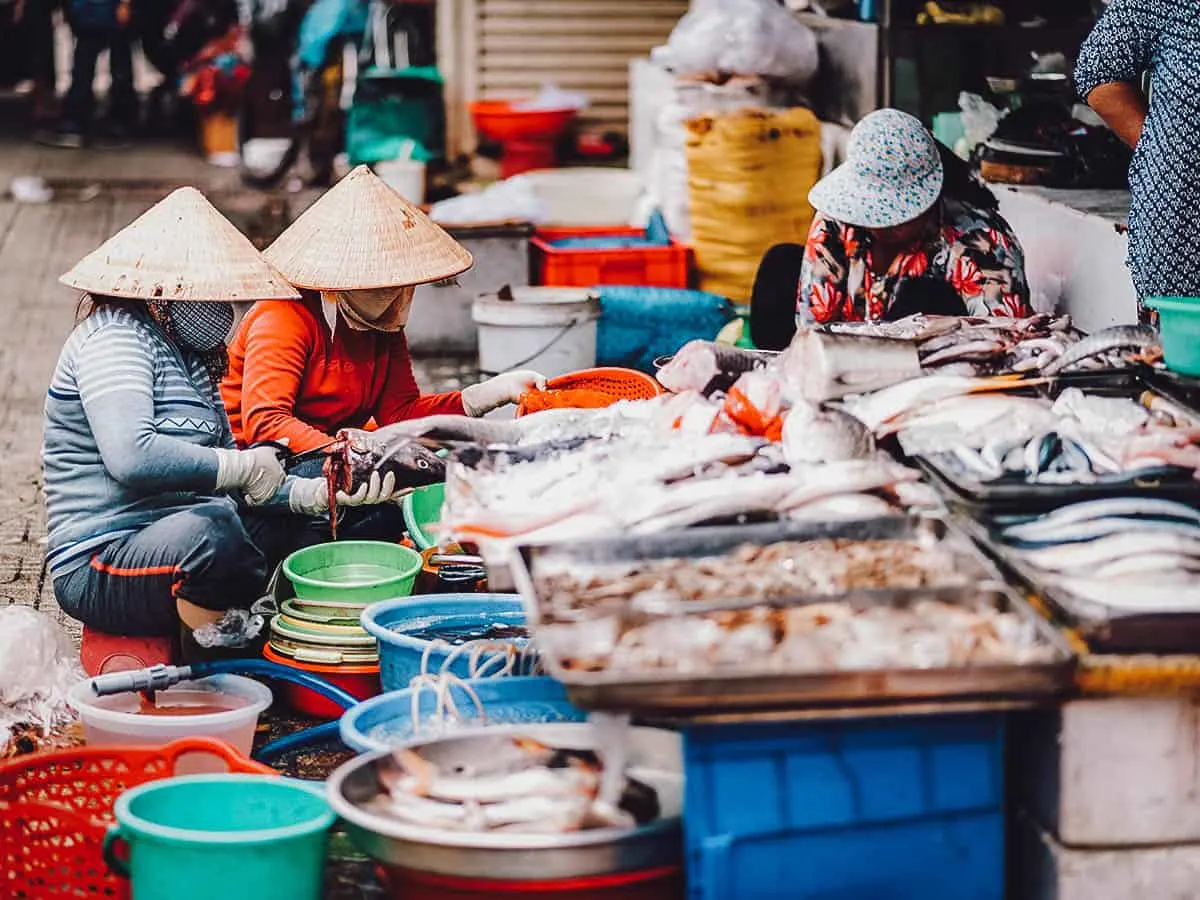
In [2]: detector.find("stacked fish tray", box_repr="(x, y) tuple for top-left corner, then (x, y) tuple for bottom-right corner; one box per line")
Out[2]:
(265, 596), (381, 718)
(511, 516), (1075, 900)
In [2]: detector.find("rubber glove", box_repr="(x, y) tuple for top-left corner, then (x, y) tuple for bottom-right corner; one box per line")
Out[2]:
(213, 446), (287, 505)
(288, 471), (403, 516)
(461, 370), (548, 417)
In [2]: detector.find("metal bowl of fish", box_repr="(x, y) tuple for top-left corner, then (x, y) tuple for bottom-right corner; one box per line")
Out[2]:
(327, 722), (684, 880)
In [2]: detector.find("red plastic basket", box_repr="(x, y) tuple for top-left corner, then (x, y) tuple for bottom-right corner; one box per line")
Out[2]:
(532, 227), (690, 289)
(516, 367), (663, 416)
(0, 737), (275, 899)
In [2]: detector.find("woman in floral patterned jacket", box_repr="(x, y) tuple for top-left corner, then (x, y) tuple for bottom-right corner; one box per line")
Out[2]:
(748, 109), (1030, 350)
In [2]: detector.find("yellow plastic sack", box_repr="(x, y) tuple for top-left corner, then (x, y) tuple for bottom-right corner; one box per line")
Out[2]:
(685, 106), (822, 304)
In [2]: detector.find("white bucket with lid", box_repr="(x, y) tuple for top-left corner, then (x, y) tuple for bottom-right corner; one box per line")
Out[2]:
(471, 287), (600, 379)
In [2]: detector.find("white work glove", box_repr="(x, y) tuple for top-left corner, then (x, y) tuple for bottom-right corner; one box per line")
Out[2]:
(461, 370), (548, 417)
(288, 472), (402, 516)
(214, 446), (287, 505)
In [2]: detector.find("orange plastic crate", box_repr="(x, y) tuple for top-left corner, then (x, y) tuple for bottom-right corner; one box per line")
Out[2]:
(532, 227), (690, 289)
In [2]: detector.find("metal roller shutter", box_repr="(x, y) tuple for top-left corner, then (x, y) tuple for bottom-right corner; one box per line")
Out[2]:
(440, 0), (689, 156)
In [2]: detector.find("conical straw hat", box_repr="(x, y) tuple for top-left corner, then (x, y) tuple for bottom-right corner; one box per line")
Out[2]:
(263, 165), (474, 290)
(60, 187), (301, 302)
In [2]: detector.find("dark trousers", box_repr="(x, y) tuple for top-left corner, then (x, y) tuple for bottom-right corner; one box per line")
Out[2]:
(27, 0), (60, 90)
(749, 243), (805, 352)
(63, 27), (137, 128)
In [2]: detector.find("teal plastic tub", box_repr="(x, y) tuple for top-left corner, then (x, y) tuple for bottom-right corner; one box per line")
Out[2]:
(282, 540), (422, 603)
(402, 483), (445, 551)
(104, 774), (334, 900)
(1146, 297), (1200, 376)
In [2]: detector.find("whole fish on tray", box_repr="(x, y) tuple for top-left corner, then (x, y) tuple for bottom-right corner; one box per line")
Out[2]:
(370, 735), (660, 834)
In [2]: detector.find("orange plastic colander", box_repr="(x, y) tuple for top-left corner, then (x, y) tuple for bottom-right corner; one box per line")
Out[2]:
(516, 367), (663, 416)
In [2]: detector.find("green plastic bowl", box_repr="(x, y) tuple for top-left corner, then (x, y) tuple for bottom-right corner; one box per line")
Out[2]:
(282, 541), (423, 603)
(401, 483), (445, 551)
(1145, 297), (1200, 376)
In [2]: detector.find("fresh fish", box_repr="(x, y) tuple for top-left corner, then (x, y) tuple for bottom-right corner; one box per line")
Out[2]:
(891, 394), (1053, 445)
(782, 403), (875, 466)
(829, 314), (961, 343)
(1019, 532), (1200, 573)
(920, 339), (1008, 367)
(788, 330), (923, 402)
(1051, 388), (1150, 435)
(1089, 552), (1200, 580)
(1047, 576), (1200, 613)
(948, 445), (1004, 481)
(327, 431), (447, 495)
(657, 340), (774, 396)
(1002, 515), (1200, 547)
(1005, 497), (1200, 531)
(1041, 324), (1160, 376)
(842, 374), (1012, 433)
(786, 493), (899, 521)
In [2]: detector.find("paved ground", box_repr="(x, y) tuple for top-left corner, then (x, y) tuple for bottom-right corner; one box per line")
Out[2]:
(0, 102), (474, 642)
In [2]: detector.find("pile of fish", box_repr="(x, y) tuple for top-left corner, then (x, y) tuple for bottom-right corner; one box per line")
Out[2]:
(881, 384), (1200, 484)
(370, 736), (660, 834)
(995, 498), (1200, 614)
(827, 315), (1161, 378)
(536, 538), (978, 618)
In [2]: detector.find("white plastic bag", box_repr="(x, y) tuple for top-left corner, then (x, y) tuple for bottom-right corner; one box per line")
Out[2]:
(959, 92), (1005, 151)
(430, 176), (550, 225)
(514, 83), (589, 112)
(0, 607), (83, 746)
(653, 0), (819, 83)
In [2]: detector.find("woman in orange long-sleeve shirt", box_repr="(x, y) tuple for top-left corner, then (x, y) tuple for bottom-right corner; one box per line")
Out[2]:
(222, 166), (545, 462)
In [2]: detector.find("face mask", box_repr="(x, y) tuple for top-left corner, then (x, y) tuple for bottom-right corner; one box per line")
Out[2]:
(324, 287), (415, 333)
(167, 300), (236, 352)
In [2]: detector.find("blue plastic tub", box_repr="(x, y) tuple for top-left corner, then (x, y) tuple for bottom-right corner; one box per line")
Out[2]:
(360, 594), (531, 692)
(339, 676), (586, 753)
(597, 287), (736, 373)
(683, 714), (1005, 900)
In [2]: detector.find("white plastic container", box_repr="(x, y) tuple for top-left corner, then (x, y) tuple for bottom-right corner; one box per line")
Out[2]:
(69, 674), (273, 758)
(471, 287), (600, 379)
(376, 158), (427, 204)
(521, 168), (644, 227)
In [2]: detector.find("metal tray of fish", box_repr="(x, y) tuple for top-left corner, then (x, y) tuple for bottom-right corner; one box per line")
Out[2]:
(511, 517), (1075, 715)
(910, 370), (1200, 515)
(955, 514), (1200, 655)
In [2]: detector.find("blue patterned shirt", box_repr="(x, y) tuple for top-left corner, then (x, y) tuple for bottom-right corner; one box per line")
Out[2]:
(1076, 0), (1200, 311)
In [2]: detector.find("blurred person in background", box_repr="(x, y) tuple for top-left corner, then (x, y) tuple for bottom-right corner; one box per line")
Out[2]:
(1076, 0), (1200, 320)
(39, 0), (137, 147)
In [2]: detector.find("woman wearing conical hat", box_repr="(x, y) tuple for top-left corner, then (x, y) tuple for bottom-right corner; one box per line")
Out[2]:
(221, 166), (545, 465)
(44, 188), (397, 648)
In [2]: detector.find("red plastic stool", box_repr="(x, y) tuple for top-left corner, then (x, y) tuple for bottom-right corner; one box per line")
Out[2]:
(79, 627), (176, 677)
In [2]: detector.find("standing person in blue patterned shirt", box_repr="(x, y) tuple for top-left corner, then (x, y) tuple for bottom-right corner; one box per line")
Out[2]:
(1076, 0), (1200, 320)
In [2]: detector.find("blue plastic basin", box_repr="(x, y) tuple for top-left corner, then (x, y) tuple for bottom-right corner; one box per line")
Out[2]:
(339, 676), (585, 753)
(360, 594), (531, 693)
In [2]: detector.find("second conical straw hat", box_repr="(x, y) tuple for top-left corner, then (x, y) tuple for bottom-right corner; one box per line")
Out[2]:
(263, 165), (474, 290)
(59, 187), (300, 302)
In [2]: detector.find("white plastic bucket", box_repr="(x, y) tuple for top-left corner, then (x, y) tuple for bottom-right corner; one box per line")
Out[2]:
(69, 674), (273, 761)
(471, 287), (599, 378)
(376, 158), (427, 205)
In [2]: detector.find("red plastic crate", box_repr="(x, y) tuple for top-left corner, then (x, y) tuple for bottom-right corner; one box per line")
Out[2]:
(533, 227), (691, 288)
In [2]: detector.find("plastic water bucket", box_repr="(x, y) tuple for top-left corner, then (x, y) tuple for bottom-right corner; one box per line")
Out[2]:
(68, 674), (272, 759)
(1146, 297), (1200, 376)
(376, 157), (426, 204)
(283, 540), (423, 604)
(104, 774), (334, 900)
(472, 287), (600, 379)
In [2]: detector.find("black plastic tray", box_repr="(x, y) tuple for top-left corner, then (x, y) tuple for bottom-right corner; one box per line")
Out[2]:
(910, 369), (1200, 515)
(954, 515), (1200, 655)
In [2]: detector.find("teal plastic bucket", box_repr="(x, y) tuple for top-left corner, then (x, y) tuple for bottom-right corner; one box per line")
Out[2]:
(104, 774), (334, 900)
(1145, 297), (1200, 376)
(402, 482), (445, 551)
(282, 540), (423, 603)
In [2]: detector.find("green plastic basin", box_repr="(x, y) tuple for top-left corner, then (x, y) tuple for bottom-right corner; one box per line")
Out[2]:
(1146, 297), (1200, 376)
(282, 541), (423, 603)
(401, 482), (445, 551)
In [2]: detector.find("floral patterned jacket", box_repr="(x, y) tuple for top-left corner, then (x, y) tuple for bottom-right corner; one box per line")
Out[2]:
(797, 197), (1031, 324)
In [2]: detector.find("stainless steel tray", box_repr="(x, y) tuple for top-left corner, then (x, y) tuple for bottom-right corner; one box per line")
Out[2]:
(512, 517), (1076, 715)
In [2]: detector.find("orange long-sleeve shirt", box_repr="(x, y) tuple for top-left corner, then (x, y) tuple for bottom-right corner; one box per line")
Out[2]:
(221, 293), (465, 453)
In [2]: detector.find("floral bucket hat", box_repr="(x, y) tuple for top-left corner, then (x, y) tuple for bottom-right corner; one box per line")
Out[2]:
(808, 108), (945, 230)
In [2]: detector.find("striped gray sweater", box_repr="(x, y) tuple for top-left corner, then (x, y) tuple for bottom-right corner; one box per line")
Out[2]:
(43, 304), (238, 578)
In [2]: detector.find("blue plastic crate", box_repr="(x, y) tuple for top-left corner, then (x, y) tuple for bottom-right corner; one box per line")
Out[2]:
(683, 714), (1005, 900)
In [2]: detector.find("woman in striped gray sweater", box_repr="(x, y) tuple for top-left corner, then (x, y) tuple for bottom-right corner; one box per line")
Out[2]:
(43, 187), (393, 647)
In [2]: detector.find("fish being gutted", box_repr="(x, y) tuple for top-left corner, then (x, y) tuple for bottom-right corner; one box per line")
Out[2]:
(323, 429), (446, 536)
